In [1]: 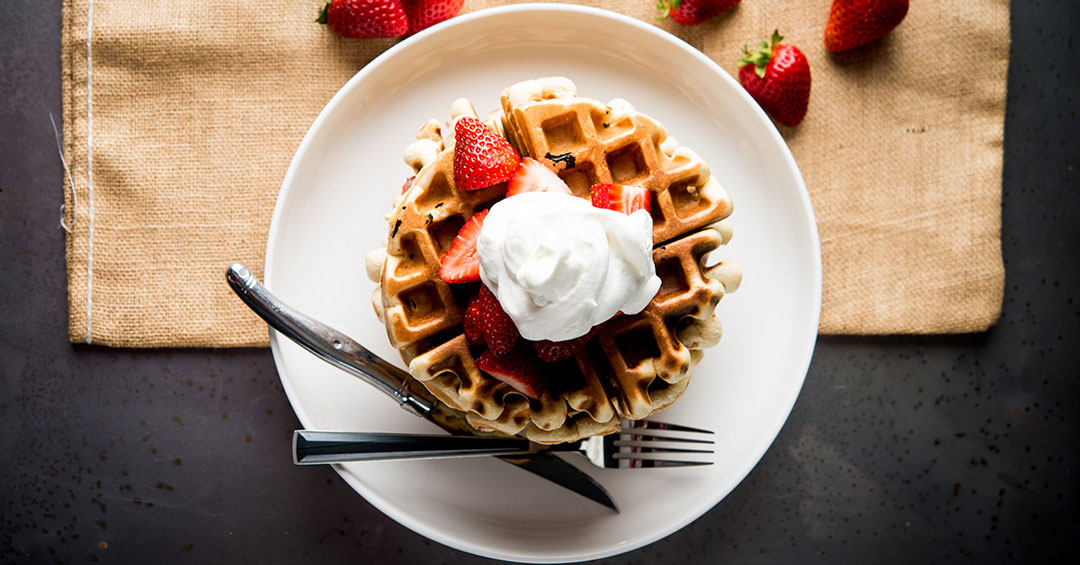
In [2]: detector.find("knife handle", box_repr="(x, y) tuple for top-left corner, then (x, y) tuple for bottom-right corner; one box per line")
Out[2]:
(293, 431), (532, 464)
(226, 263), (433, 417)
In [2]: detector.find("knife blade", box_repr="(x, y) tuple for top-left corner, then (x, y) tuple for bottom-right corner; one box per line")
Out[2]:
(226, 263), (618, 512)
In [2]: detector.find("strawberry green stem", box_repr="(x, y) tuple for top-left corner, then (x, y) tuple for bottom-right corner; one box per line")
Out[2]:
(655, 0), (683, 21)
(738, 29), (783, 78)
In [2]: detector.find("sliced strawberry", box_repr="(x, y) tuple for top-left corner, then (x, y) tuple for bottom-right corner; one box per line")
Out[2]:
(590, 183), (651, 214)
(532, 327), (598, 363)
(475, 346), (543, 399)
(591, 183), (613, 209)
(453, 116), (520, 191)
(401, 175), (415, 194)
(438, 209), (488, 284)
(622, 185), (652, 214)
(473, 285), (519, 356)
(505, 158), (572, 197)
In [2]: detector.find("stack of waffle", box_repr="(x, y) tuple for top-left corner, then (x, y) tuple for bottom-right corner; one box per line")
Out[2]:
(366, 78), (741, 443)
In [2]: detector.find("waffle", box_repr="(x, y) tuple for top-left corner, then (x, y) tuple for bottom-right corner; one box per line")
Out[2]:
(500, 78), (732, 245)
(367, 78), (741, 443)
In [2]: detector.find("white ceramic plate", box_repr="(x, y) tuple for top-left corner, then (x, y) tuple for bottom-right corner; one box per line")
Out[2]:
(264, 4), (820, 563)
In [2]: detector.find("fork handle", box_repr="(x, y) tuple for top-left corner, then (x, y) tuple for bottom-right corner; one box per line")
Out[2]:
(293, 431), (534, 464)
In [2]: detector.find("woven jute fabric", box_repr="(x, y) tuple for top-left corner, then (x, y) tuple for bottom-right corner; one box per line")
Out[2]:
(62, 0), (1008, 347)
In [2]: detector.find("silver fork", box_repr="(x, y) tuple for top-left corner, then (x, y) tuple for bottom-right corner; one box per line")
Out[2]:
(293, 419), (715, 469)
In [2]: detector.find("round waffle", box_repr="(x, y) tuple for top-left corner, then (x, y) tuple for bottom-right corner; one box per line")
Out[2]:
(367, 78), (741, 443)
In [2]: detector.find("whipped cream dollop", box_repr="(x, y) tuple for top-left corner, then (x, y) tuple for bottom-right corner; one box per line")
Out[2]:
(477, 192), (660, 342)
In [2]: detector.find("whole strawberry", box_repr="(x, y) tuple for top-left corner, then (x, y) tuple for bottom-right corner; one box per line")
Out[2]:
(656, 0), (739, 26)
(402, 0), (464, 36)
(317, 0), (408, 40)
(738, 30), (811, 127)
(464, 285), (520, 356)
(824, 0), (909, 52)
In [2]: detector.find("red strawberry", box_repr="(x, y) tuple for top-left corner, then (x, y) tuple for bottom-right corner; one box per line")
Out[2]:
(453, 117), (520, 191)
(506, 158), (572, 198)
(532, 327), (598, 364)
(402, 0), (464, 36)
(462, 298), (484, 345)
(317, 0), (408, 39)
(438, 209), (488, 283)
(655, 0), (740, 26)
(401, 175), (415, 194)
(590, 183), (651, 215)
(825, 0), (909, 53)
(738, 30), (811, 127)
(469, 285), (520, 356)
(475, 346), (543, 399)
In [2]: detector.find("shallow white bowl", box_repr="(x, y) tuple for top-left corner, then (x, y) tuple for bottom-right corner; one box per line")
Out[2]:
(264, 4), (821, 563)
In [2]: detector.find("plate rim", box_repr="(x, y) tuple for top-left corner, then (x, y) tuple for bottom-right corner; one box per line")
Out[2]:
(264, 3), (822, 563)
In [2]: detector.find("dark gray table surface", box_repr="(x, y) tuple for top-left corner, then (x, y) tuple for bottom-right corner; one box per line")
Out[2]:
(2, 1), (1077, 563)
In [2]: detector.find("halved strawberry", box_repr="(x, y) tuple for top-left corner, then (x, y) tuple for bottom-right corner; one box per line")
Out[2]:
(532, 327), (598, 363)
(453, 116), (520, 191)
(438, 209), (488, 283)
(590, 183), (651, 214)
(401, 175), (415, 194)
(505, 158), (572, 197)
(475, 346), (543, 399)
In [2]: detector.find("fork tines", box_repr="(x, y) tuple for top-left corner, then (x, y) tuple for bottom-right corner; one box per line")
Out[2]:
(622, 419), (715, 435)
(618, 428), (714, 445)
(618, 457), (712, 468)
(613, 419), (715, 468)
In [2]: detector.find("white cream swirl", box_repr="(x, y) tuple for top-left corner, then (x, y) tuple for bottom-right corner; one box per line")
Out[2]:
(477, 192), (660, 342)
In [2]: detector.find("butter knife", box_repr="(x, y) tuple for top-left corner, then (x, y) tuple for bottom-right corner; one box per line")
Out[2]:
(226, 263), (618, 512)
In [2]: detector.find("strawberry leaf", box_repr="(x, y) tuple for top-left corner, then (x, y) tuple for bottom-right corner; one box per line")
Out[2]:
(738, 29), (784, 79)
(655, 0), (683, 21)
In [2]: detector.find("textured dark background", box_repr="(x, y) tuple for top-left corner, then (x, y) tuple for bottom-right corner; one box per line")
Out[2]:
(1, 1), (1077, 563)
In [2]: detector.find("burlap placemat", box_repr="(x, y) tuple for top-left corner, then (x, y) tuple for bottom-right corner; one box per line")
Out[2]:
(62, 0), (1007, 347)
